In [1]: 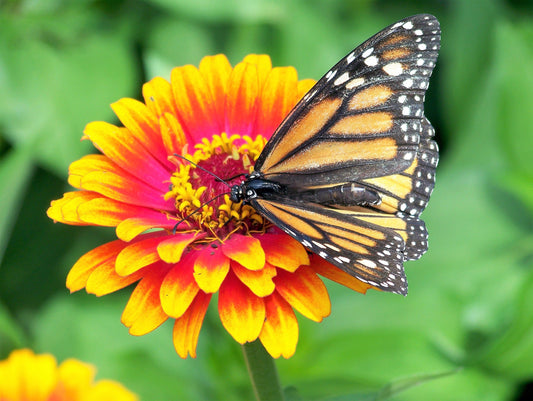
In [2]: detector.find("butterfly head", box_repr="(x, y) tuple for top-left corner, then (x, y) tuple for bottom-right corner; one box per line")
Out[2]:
(229, 184), (244, 203)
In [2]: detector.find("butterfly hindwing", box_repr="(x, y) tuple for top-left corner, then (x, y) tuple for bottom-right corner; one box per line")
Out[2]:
(361, 116), (438, 218)
(255, 14), (440, 188)
(250, 197), (411, 294)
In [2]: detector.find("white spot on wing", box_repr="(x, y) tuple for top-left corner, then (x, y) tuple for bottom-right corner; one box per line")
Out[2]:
(358, 259), (377, 269)
(383, 62), (403, 76)
(402, 78), (413, 88)
(346, 77), (365, 89)
(313, 240), (327, 249)
(325, 69), (337, 81)
(362, 47), (374, 58)
(334, 72), (350, 86)
(364, 55), (379, 67)
(325, 243), (341, 252)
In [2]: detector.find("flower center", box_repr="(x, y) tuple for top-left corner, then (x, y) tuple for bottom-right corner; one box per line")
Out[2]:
(165, 133), (269, 240)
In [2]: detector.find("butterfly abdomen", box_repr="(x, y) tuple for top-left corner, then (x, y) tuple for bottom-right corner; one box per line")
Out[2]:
(290, 184), (381, 206)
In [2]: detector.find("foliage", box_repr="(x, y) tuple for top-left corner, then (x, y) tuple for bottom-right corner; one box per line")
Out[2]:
(1, 0), (532, 400)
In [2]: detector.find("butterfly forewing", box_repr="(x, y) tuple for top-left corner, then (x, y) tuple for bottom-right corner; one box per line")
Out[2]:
(255, 14), (440, 188)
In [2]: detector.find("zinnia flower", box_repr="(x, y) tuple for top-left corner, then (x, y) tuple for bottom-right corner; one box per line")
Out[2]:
(0, 349), (137, 401)
(47, 54), (374, 359)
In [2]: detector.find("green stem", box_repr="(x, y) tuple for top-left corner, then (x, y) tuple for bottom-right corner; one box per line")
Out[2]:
(242, 340), (285, 401)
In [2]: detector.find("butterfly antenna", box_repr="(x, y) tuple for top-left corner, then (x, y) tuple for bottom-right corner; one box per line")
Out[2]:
(173, 154), (232, 188)
(224, 172), (246, 181)
(172, 192), (228, 234)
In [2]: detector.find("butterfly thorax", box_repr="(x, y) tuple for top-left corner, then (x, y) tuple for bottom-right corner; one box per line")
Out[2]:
(230, 172), (286, 203)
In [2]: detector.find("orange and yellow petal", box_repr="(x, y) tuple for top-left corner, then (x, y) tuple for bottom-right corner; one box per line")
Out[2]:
(199, 55), (232, 130)
(274, 266), (331, 322)
(225, 61), (259, 136)
(193, 246), (230, 293)
(47, 191), (97, 225)
(0, 349), (57, 401)
(232, 261), (277, 297)
(255, 67), (299, 138)
(260, 233), (309, 272)
(86, 262), (146, 297)
(159, 112), (187, 155)
(160, 254), (200, 318)
(79, 167), (171, 210)
(222, 234), (265, 271)
(173, 291), (212, 358)
(242, 54), (272, 89)
(83, 121), (171, 191)
(0, 350), (137, 401)
(142, 76), (177, 120)
(121, 265), (170, 335)
(82, 380), (138, 401)
(111, 98), (170, 167)
(67, 239), (128, 292)
(218, 272), (265, 344)
(157, 233), (204, 264)
(115, 235), (164, 276)
(116, 213), (176, 242)
(171, 64), (220, 141)
(54, 358), (95, 399)
(48, 191), (156, 229)
(68, 154), (113, 189)
(77, 198), (159, 227)
(259, 292), (299, 358)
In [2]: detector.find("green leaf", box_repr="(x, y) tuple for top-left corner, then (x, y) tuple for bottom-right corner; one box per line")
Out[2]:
(145, 0), (286, 23)
(144, 20), (215, 79)
(0, 147), (34, 264)
(33, 294), (216, 401)
(276, 6), (382, 81)
(0, 12), (137, 175)
(494, 21), (533, 176)
(0, 300), (27, 357)
(478, 267), (533, 380)
(284, 370), (461, 401)
(441, 0), (501, 135)
(375, 369), (461, 400)
(440, 59), (503, 170)
(280, 327), (457, 400)
(496, 171), (533, 216)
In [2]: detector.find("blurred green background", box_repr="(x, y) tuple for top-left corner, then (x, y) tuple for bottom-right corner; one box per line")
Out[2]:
(1, 0), (533, 400)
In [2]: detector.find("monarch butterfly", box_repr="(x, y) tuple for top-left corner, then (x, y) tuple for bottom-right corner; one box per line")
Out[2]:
(230, 14), (440, 295)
